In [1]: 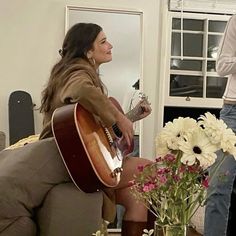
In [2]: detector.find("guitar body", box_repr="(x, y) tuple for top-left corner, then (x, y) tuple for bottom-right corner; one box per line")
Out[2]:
(52, 98), (130, 193)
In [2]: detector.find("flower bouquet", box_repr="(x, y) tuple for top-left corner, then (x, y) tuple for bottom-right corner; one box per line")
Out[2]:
(131, 112), (236, 235)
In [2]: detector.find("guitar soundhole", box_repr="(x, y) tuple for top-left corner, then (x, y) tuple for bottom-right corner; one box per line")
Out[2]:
(111, 167), (123, 178)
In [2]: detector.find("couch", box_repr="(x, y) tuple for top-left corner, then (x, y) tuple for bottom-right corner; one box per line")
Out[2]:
(0, 133), (103, 236)
(0, 131), (5, 151)
(0, 131), (206, 235)
(36, 183), (103, 236)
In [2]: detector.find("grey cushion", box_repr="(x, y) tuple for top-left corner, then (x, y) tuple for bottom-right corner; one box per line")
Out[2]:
(0, 131), (5, 151)
(36, 183), (103, 236)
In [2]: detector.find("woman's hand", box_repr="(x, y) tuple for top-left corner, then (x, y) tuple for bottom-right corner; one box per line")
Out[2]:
(135, 99), (152, 120)
(126, 99), (152, 122)
(115, 112), (134, 147)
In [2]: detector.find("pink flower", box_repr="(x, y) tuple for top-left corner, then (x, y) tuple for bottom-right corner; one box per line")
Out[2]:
(128, 180), (135, 187)
(143, 183), (156, 192)
(187, 164), (201, 173)
(179, 164), (186, 173)
(155, 156), (162, 162)
(158, 175), (167, 184)
(137, 165), (144, 172)
(202, 176), (209, 188)
(156, 167), (167, 175)
(172, 174), (181, 182)
(164, 154), (176, 162)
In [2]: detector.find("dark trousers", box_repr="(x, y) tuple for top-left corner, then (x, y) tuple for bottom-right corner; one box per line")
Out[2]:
(227, 179), (236, 236)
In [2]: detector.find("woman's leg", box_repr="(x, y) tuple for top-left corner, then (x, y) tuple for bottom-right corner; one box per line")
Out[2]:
(114, 156), (153, 235)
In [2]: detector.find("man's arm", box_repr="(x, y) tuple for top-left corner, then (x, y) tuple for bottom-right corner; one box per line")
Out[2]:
(216, 15), (236, 76)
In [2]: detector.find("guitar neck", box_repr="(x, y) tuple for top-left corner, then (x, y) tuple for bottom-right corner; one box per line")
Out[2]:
(125, 106), (143, 123)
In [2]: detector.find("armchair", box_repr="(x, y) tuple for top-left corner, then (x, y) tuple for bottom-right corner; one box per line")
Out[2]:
(36, 183), (103, 236)
(0, 131), (5, 151)
(0, 135), (103, 236)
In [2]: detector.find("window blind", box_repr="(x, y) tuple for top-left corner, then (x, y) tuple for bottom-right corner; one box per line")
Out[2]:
(169, 0), (236, 15)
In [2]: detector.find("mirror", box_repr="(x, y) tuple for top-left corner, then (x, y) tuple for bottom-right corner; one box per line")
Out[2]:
(66, 6), (143, 231)
(66, 6), (142, 103)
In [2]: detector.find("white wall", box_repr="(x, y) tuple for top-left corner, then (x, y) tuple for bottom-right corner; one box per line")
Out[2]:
(0, 0), (164, 158)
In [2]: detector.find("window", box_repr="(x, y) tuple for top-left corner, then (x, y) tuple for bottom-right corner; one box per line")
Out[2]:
(165, 12), (230, 108)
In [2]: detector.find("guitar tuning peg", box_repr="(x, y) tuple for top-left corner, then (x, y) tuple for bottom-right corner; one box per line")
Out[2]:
(138, 93), (148, 102)
(138, 92), (151, 105)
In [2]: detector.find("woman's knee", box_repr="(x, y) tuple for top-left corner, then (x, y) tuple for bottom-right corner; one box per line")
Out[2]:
(119, 157), (153, 185)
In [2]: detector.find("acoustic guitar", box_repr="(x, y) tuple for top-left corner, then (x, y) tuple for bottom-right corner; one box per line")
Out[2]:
(52, 95), (148, 193)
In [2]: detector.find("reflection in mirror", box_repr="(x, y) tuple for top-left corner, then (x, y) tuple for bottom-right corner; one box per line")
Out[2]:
(66, 6), (143, 231)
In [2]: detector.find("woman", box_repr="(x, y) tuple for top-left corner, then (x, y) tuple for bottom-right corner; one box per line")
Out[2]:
(39, 23), (152, 235)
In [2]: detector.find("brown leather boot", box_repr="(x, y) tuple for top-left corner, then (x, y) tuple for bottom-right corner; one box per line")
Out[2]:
(121, 220), (147, 236)
(147, 210), (156, 230)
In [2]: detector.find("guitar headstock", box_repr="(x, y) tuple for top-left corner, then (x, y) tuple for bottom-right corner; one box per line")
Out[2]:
(138, 92), (150, 105)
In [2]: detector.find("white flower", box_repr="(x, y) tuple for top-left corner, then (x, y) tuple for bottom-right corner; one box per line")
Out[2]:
(179, 128), (218, 168)
(198, 112), (224, 144)
(220, 128), (236, 157)
(198, 112), (236, 158)
(157, 117), (197, 152)
(92, 220), (109, 236)
(228, 146), (236, 159)
(142, 229), (154, 236)
(155, 133), (170, 157)
(92, 231), (101, 236)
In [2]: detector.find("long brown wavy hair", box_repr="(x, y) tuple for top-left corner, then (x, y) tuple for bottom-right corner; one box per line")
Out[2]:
(40, 23), (106, 113)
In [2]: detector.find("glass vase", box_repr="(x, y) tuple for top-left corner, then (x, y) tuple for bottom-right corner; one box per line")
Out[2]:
(154, 222), (187, 236)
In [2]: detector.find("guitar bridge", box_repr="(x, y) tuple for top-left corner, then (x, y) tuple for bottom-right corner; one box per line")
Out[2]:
(111, 167), (123, 178)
